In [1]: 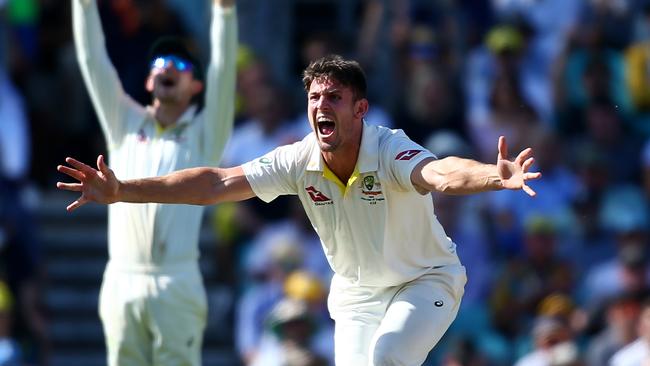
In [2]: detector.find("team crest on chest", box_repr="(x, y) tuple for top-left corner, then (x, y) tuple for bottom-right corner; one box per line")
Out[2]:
(360, 175), (384, 204)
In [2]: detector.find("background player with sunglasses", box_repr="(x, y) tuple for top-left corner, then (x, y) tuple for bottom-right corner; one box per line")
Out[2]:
(72, 0), (237, 364)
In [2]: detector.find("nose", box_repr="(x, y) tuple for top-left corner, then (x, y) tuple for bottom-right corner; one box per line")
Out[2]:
(314, 95), (329, 111)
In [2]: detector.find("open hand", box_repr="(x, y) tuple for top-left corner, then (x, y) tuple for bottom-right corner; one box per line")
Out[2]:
(496, 136), (542, 197)
(56, 155), (119, 211)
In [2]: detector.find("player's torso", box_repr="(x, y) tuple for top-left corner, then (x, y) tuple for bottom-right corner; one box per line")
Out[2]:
(296, 164), (459, 287)
(106, 115), (207, 266)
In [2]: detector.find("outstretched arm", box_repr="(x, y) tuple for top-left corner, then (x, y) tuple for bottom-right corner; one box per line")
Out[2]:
(57, 155), (255, 211)
(202, 0), (237, 163)
(72, 0), (130, 148)
(411, 136), (541, 196)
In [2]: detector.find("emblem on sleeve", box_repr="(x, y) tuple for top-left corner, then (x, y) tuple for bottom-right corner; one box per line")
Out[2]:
(395, 149), (422, 161)
(259, 157), (273, 164)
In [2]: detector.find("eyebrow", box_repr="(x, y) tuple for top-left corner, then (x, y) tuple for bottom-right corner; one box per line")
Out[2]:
(309, 88), (342, 96)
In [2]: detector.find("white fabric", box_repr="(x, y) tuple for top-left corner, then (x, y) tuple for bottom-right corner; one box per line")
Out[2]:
(610, 339), (650, 366)
(99, 265), (207, 366)
(73, 1), (236, 364)
(329, 264), (465, 365)
(242, 122), (461, 287)
(74, 0), (236, 268)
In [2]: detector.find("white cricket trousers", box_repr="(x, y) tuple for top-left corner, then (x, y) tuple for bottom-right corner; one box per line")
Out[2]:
(99, 261), (208, 366)
(328, 264), (466, 366)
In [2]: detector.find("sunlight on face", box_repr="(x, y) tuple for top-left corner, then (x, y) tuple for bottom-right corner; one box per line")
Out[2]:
(307, 77), (363, 153)
(147, 61), (197, 105)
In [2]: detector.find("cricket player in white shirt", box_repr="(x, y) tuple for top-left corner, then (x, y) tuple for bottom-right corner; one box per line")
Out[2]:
(610, 298), (650, 366)
(58, 55), (541, 365)
(72, 0), (237, 364)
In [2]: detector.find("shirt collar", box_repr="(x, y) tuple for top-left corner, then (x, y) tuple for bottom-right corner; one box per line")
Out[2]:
(305, 120), (379, 173)
(146, 104), (197, 132)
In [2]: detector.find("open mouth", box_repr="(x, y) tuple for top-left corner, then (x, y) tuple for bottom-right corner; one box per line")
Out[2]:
(317, 119), (335, 136)
(160, 76), (177, 88)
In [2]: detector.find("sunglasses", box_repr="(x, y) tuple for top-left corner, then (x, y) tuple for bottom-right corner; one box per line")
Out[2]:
(150, 55), (193, 72)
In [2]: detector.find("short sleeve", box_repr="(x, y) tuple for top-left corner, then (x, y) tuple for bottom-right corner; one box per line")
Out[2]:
(242, 143), (300, 203)
(383, 132), (436, 191)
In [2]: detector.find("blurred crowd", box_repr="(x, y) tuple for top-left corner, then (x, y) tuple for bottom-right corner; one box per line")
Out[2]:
(1, 0), (650, 365)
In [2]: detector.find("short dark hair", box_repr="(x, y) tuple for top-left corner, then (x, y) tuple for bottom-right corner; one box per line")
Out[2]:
(148, 36), (203, 82)
(302, 55), (367, 100)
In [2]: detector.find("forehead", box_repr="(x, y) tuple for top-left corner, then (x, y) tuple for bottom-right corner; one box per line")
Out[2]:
(308, 76), (351, 94)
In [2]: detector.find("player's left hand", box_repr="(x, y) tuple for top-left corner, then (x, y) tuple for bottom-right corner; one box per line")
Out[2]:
(496, 136), (541, 197)
(56, 155), (119, 211)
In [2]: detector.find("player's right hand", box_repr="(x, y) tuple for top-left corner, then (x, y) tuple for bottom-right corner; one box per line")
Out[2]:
(57, 155), (119, 211)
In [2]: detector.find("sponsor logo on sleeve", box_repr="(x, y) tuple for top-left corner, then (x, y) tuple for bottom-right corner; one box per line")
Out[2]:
(395, 149), (422, 161)
(259, 157), (273, 164)
(305, 186), (333, 205)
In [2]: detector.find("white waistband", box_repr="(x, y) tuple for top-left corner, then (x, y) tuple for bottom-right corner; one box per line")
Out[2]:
(106, 260), (199, 274)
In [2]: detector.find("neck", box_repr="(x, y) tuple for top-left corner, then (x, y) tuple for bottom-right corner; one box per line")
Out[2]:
(322, 132), (362, 184)
(151, 100), (191, 128)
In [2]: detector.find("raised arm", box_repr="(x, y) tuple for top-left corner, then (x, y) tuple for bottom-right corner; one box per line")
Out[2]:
(57, 155), (255, 211)
(72, 0), (130, 148)
(202, 0), (238, 163)
(411, 136), (541, 196)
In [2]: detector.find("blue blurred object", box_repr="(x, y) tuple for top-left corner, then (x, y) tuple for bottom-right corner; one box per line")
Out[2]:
(599, 185), (650, 234)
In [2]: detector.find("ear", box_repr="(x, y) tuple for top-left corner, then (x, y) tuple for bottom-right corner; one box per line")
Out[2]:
(190, 80), (204, 96)
(145, 74), (155, 92)
(354, 98), (369, 119)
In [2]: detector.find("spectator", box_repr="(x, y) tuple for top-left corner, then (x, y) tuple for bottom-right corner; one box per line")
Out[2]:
(490, 216), (575, 342)
(514, 316), (582, 366)
(236, 230), (303, 364)
(585, 291), (643, 366)
(252, 298), (328, 366)
(580, 185), (650, 310)
(0, 70), (48, 366)
(610, 296), (650, 365)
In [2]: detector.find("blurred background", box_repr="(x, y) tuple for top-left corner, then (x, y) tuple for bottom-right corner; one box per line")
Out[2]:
(1, 0), (650, 365)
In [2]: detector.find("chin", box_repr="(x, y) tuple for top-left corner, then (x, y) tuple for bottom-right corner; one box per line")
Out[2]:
(318, 141), (337, 152)
(155, 94), (177, 104)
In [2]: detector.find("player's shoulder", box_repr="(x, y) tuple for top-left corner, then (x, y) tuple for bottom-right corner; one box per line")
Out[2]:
(373, 125), (418, 154)
(373, 125), (409, 143)
(271, 132), (317, 165)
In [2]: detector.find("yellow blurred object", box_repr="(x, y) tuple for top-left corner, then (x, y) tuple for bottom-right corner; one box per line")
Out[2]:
(237, 45), (256, 72)
(0, 281), (13, 313)
(486, 25), (523, 54)
(284, 271), (324, 303)
(524, 215), (556, 235)
(210, 202), (238, 245)
(625, 42), (650, 111)
(538, 293), (574, 319)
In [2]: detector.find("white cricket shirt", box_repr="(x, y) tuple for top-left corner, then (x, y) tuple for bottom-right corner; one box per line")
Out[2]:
(610, 339), (650, 366)
(242, 123), (461, 287)
(73, 0), (237, 269)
